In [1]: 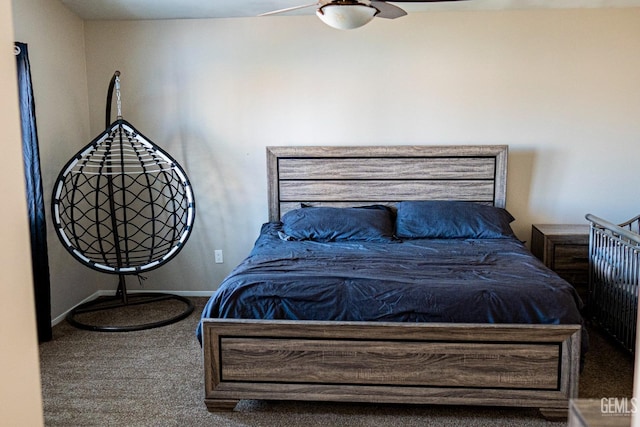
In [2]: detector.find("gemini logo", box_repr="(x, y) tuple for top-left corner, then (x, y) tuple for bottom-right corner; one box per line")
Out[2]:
(601, 397), (638, 416)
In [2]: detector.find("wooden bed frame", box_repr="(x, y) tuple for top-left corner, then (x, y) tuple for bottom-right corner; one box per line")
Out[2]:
(201, 145), (581, 419)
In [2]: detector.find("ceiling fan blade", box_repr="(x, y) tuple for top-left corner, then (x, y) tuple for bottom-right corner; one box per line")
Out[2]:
(386, 0), (468, 2)
(370, 1), (407, 19)
(259, 3), (318, 17)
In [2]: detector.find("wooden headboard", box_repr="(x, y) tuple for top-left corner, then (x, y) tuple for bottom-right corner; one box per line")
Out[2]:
(266, 145), (508, 222)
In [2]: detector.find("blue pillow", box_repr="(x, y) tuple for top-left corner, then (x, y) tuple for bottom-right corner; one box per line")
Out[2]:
(395, 201), (515, 239)
(280, 205), (394, 242)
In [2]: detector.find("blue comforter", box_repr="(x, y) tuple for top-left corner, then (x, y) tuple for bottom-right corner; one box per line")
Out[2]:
(197, 222), (585, 343)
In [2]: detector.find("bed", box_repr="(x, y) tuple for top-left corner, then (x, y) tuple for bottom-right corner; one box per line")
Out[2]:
(586, 213), (640, 353)
(198, 145), (584, 419)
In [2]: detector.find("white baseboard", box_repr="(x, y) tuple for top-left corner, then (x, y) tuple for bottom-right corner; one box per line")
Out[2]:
(51, 290), (214, 326)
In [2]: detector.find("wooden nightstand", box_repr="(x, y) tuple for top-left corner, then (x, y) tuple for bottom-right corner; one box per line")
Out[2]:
(531, 224), (590, 304)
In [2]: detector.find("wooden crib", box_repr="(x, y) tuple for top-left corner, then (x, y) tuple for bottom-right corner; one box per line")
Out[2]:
(586, 214), (640, 353)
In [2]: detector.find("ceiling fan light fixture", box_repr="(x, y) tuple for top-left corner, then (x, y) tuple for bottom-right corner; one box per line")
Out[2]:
(316, 3), (378, 30)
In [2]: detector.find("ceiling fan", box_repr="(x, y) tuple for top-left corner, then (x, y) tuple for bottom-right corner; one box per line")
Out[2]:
(260, 0), (468, 30)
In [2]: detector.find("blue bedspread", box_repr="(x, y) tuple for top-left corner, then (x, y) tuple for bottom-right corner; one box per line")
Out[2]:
(197, 222), (585, 343)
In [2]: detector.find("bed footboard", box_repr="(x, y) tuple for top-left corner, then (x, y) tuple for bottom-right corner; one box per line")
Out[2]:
(202, 319), (581, 417)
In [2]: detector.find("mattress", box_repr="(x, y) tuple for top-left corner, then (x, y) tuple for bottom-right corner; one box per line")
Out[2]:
(197, 222), (585, 343)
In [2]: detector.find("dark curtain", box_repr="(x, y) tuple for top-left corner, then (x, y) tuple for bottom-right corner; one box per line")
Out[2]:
(15, 42), (52, 343)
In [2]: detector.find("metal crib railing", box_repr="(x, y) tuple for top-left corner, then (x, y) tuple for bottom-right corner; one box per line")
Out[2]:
(586, 214), (640, 353)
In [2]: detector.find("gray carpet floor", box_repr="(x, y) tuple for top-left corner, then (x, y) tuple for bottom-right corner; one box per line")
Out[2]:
(39, 297), (634, 426)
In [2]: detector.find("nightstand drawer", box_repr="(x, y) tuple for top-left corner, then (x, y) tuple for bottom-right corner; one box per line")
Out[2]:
(553, 245), (589, 270)
(556, 271), (588, 288)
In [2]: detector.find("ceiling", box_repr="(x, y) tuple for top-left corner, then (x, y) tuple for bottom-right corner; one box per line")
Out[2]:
(60, 0), (640, 20)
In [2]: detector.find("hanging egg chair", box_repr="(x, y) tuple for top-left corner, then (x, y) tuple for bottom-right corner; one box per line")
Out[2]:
(52, 71), (196, 331)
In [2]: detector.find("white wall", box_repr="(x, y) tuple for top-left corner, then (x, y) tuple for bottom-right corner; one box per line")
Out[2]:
(82, 8), (640, 295)
(10, 5), (640, 319)
(0, 0), (43, 424)
(12, 0), (114, 320)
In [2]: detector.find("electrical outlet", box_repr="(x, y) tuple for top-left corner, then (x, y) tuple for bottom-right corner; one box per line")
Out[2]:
(214, 249), (223, 264)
